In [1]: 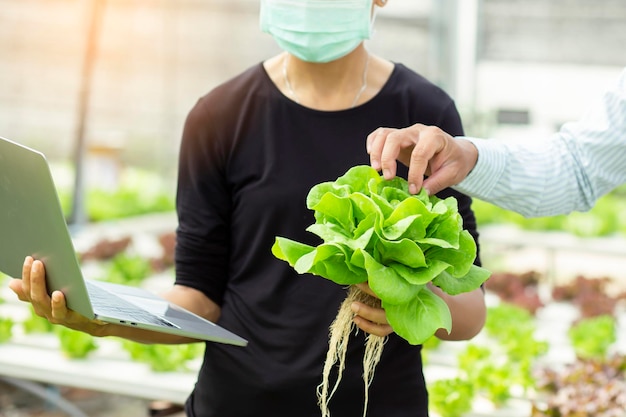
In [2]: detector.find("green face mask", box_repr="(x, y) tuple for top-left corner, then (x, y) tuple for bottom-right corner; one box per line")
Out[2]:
(260, 0), (374, 63)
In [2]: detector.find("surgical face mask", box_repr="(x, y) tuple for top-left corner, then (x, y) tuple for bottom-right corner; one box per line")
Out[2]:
(260, 0), (374, 63)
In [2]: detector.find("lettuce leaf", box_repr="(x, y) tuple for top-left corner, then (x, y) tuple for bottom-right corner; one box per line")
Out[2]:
(271, 165), (490, 345)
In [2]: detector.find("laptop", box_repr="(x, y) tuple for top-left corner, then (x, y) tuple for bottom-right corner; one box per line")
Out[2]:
(0, 136), (247, 347)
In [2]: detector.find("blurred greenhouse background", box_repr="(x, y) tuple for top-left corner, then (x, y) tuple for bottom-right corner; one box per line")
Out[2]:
(2, 1), (626, 416)
(2, 0), (624, 180)
(2, 0), (626, 277)
(0, 0), (623, 179)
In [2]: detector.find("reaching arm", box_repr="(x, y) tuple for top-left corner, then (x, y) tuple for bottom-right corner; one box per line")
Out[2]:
(457, 70), (626, 217)
(367, 68), (626, 217)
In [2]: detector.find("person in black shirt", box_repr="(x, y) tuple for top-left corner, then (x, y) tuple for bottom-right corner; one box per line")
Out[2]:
(10, 1), (486, 416)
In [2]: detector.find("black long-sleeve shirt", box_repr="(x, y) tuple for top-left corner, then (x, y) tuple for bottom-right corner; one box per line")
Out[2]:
(175, 62), (480, 417)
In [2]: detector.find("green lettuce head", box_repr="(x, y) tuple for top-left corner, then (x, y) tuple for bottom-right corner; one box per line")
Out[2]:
(272, 165), (490, 345)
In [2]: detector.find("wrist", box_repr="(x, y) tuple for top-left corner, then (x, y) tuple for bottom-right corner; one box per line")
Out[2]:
(458, 138), (479, 178)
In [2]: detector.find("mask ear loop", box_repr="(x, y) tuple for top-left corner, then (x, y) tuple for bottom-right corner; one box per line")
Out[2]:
(369, 1), (380, 39)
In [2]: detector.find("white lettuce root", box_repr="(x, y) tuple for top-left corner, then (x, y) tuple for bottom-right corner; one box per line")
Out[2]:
(318, 285), (387, 417)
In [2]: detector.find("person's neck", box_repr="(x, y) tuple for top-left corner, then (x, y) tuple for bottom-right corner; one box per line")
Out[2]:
(283, 46), (370, 110)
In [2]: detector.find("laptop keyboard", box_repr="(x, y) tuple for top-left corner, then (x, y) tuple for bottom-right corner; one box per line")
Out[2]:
(85, 281), (177, 328)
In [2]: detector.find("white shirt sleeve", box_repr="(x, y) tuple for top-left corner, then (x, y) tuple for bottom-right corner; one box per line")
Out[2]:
(454, 67), (626, 218)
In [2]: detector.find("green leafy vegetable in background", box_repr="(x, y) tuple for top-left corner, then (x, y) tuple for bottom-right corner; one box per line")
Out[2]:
(430, 303), (549, 413)
(55, 326), (99, 359)
(22, 308), (55, 334)
(0, 317), (13, 343)
(56, 166), (175, 222)
(568, 314), (616, 359)
(429, 377), (475, 417)
(103, 253), (153, 286)
(86, 187), (174, 222)
(0, 275), (15, 343)
(121, 340), (204, 372)
(471, 303), (548, 402)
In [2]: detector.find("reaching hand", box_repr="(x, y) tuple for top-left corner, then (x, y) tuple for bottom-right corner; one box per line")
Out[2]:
(366, 123), (479, 195)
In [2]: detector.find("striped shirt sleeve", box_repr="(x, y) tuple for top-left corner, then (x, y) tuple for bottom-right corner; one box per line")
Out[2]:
(454, 67), (626, 218)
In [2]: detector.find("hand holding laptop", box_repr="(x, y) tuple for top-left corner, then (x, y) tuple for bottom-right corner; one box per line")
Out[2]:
(9, 256), (225, 344)
(9, 257), (109, 336)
